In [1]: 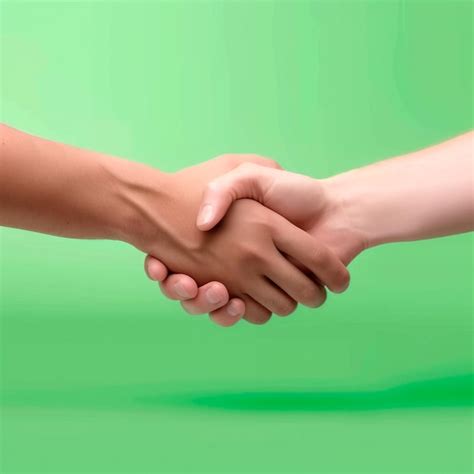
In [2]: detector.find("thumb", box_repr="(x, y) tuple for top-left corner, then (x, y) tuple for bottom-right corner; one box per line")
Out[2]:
(196, 163), (275, 231)
(144, 255), (169, 282)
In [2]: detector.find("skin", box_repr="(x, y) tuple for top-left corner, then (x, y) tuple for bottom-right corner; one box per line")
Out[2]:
(0, 124), (349, 324)
(147, 131), (474, 326)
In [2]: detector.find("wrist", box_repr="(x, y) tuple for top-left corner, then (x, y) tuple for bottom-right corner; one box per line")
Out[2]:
(321, 171), (372, 262)
(325, 162), (410, 252)
(98, 155), (174, 248)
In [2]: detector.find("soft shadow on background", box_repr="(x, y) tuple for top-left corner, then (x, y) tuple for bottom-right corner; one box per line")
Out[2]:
(3, 374), (472, 413)
(141, 373), (474, 412)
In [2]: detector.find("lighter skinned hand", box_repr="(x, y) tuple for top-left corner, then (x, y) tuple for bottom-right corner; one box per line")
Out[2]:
(195, 163), (366, 264)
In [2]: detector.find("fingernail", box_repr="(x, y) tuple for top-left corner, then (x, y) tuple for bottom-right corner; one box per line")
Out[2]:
(227, 301), (242, 317)
(174, 282), (191, 298)
(206, 286), (223, 305)
(197, 204), (214, 228)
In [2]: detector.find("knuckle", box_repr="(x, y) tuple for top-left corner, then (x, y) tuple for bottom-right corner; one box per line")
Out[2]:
(238, 242), (265, 265)
(237, 161), (258, 175)
(247, 155), (281, 169)
(334, 267), (350, 293)
(204, 180), (221, 194)
(215, 154), (243, 168)
(181, 300), (201, 315)
(312, 286), (327, 308)
(248, 207), (274, 230)
(241, 154), (266, 165)
(209, 312), (240, 327)
(298, 284), (320, 305)
(245, 310), (272, 325)
(240, 243), (257, 260)
(274, 299), (297, 317)
(265, 158), (282, 169)
(311, 245), (329, 265)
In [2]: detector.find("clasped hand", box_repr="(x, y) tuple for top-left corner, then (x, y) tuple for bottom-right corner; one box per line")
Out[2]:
(2, 125), (470, 327)
(140, 155), (352, 326)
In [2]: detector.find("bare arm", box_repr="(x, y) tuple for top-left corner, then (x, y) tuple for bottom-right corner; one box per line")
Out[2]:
(326, 131), (474, 248)
(0, 123), (165, 241)
(195, 131), (474, 249)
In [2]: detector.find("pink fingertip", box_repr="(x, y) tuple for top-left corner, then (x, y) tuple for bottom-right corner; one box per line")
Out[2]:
(146, 259), (167, 281)
(227, 299), (245, 317)
(196, 204), (215, 230)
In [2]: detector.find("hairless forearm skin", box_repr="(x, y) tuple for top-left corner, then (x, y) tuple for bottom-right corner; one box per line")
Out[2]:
(325, 131), (474, 248)
(0, 124), (170, 242)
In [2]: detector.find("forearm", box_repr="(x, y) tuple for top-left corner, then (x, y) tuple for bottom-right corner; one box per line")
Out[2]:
(326, 131), (474, 248)
(0, 124), (171, 243)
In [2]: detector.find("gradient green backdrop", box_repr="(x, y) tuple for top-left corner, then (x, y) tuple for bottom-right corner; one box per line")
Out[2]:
(1, 1), (473, 473)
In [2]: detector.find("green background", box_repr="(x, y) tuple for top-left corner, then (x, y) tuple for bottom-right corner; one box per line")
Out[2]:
(1, 0), (473, 473)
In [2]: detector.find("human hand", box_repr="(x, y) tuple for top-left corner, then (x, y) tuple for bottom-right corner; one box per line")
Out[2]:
(145, 155), (279, 326)
(132, 156), (349, 325)
(195, 163), (367, 264)
(191, 132), (474, 264)
(145, 155), (279, 327)
(145, 157), (352, 326)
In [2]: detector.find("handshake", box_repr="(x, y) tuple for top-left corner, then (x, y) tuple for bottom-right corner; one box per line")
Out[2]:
(1, 125), (472, 327)
(139, 154), (356, 326)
